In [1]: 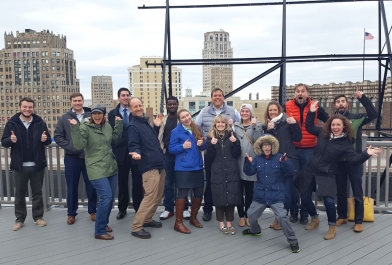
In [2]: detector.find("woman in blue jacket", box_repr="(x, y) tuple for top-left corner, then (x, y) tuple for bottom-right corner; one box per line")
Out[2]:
(169, 109), (206, 234)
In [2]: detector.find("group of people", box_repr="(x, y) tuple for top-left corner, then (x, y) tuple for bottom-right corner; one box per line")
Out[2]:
(1, 84), (381, 253)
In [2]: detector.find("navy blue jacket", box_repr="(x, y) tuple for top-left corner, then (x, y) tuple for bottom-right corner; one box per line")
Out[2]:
(168, 123), (206, 171)
(128, 115), (164, 174)
(1, 113), (52, 171)
(244, 154), (294, 205)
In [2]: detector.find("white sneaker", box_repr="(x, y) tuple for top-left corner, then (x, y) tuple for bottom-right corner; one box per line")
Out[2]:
(183, 210), (191, 220)
(159, 211), (174, 220)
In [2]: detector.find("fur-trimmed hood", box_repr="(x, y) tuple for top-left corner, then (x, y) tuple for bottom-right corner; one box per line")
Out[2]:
(253, 135), (279, 156)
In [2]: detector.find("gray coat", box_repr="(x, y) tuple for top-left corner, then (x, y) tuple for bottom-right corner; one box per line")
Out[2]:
(54, 107), (91, 158)
(233, 121), (263, 181)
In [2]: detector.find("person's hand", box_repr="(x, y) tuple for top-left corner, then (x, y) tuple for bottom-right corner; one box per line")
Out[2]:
(354, 86), (364, 99)
(183, 138), (192, 149)
(229, 132), (236, 142)
(279, 153), (287, 162)
(129, 152), (141, 160)
(310, 101), (319, 112)
(267, 119), (274, 130)
(153, 113), (163, 127)
(228, 118), (234, 126)
(245, 153), (253, 163)
(115, 116), (122, 121)
(367, 145), (382, 157)
(251, 116), (257, 125)
(68, 119), (77, 125)
(197, 138), (203, 147)
(10, 131), (17, 143)
(211, 137), (218, 145)
(41, 131), (48, 142)
(286, 114), (297, 124)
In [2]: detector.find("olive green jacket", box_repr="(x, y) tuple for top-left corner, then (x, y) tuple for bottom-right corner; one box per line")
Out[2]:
(71, 120), (123, 180)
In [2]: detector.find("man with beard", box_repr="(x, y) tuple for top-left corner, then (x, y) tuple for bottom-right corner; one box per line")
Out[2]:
(108, 87), (143, 219)
(284, 83), (329, 228)
(195, 88), (241, 221)
(1, 97), (52, 231)
(333, 87), (377, 233)
(157, 96), (191, 220)
(54, 92), (97, 225)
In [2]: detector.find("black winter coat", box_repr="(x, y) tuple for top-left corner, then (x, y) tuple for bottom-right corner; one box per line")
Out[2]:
(1, 113), (52, 171)
(294, 111), (371, 198)
(206, 131), (242, 207)
(263, 113), (302, 159)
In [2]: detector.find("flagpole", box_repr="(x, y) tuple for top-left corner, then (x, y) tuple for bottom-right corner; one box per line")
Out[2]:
(363, 28), (365, 82)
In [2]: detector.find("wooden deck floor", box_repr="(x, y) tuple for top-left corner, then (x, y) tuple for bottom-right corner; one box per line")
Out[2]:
(0, 206), (392, 265)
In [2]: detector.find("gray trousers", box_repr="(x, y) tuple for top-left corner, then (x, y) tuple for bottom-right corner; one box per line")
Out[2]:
(13, 167), (45, 223)
(247, 201), (298, 244)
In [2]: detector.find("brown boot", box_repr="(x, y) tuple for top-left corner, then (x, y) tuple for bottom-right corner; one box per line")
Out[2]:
(324, 225), (337, 240)
(269, 219), (278, 229)
(189, 198), (203, 228)
(305, 217), (320, 230)
(174, 199), (191, 234)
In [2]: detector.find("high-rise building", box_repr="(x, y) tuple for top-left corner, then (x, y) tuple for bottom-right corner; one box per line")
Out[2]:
(271, 77), (392, 135)
(128, 56), (182, 114)
(0, 29), (79, 136)
(202, 30), (233, 95)
(91, 75), (113, 111)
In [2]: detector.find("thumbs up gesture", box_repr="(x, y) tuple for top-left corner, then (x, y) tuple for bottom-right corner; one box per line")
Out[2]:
(41, 131), (47, 142)
(267, 119), (274, 130)
(245, 153), (253, 163)
(196, 137), (203, 147)
(251, 116), (257, 125)
(183, 138), (192, 149)
(279, 153), (287, 162)
(10, 130), (17, 143)
(286, 113), (297, 124)
(229, 131), (237, 142)
(211, 137), (218, 145)
(228, 118), (234, 126)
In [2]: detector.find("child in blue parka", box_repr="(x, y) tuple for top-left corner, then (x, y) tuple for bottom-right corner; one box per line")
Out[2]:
(243, 134), (300, 253)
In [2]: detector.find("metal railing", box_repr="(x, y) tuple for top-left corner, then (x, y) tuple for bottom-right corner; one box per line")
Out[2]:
(1, 136), (392, 212)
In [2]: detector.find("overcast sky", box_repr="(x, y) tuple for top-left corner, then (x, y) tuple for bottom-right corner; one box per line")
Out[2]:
(1, 0), (391, 100)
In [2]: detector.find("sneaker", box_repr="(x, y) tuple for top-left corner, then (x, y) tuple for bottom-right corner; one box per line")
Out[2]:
(160, 211), (174, 220)
(202, 212), (212, 221)
(13, 222), (24, 231)
(220, 226), (228, 234)
(183, 210), (191, 220)
(90, 213), (96, 221)
(227, 226), (236, 235)
(299, 216), (309, 225)
(290, 242), (300, 253)
(67, 216), (75, 225)
(242, 228), (262, 236)
(290, 214), (298, 223)
(34, 219), (47, 227)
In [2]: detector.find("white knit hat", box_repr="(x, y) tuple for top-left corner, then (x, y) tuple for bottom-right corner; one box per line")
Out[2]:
(240, 103), (253, 115)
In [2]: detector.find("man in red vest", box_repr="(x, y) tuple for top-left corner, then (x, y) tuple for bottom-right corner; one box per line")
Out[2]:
(284, 83), (328, 229)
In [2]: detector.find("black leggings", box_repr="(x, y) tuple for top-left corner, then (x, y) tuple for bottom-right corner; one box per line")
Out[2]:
(237, 180), (255, 218)
(177, 187), (203, 200)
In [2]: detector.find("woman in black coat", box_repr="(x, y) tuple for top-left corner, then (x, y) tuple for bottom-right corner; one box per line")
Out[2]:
(295, 101), (381, 240)
(206, 114), (242, 235)
(263, 101), (302, 230)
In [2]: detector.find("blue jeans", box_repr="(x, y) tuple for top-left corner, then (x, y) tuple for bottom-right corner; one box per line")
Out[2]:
(64, 155), (97, 216)
(163, 155), (189, 212)
(291, 148), (315, 217)
(323, 196), (336, 225)
(90, 175), (117, 236)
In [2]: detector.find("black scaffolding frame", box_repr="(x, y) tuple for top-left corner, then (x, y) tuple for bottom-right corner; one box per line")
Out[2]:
(139, 0), (392, 130)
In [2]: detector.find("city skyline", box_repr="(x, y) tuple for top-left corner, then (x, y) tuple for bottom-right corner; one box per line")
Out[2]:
(0, 0), (391, 100)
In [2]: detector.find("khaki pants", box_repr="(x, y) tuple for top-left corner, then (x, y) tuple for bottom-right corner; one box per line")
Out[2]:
(132, 169), (165, 232)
